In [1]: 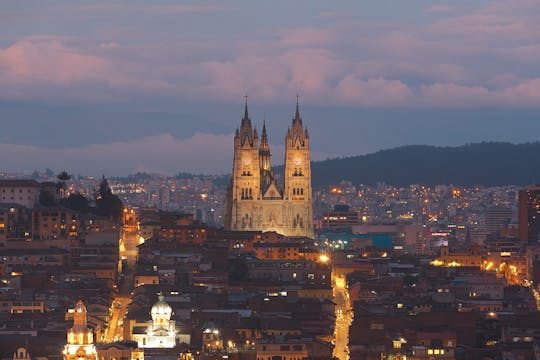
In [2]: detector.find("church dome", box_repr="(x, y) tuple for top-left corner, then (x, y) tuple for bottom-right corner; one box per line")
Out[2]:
(151, 293), (172, 316)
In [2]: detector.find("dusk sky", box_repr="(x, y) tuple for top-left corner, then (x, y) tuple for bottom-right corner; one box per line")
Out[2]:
(1, 0), (540, 175)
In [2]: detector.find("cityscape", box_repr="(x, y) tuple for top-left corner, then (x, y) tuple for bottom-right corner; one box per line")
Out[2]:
(2, 1), (540, 360)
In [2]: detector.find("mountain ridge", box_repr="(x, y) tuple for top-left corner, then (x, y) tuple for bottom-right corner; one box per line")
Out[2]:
(306, 141), (540, 187)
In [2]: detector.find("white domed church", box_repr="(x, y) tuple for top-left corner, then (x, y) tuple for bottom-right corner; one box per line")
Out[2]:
(133, 293), (177, 348)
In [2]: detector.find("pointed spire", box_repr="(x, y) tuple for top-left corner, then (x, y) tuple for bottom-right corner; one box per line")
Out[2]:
(293, 93), (302, 125)
(243, 93), (249, 120)
(239, 94), (255, 147)
(259, 119), (271, 174)
(260, 119), (269, 150)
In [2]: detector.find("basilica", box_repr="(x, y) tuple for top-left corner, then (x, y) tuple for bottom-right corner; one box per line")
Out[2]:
(224, 97), (314, 238)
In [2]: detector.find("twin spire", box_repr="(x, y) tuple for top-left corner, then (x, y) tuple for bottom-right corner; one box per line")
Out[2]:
(236, 93), (307, 148)
(241, 93), (303, 128)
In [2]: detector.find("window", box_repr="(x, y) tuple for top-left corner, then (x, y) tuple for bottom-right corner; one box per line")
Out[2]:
(307, 273), (315, 280)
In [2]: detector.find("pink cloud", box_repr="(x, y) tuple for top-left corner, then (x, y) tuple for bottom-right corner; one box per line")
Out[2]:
(336, 76), (413, 106)
(0, 40), (106, 83)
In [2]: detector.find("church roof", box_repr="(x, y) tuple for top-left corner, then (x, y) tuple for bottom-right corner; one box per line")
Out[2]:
(151, 293), (172, 316)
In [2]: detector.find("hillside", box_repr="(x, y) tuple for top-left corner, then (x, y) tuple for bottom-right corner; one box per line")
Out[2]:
(308, 142), (540, 187)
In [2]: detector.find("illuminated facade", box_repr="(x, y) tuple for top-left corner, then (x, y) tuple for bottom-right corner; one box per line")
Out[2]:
(225, 97), (314, 238)
(431, 245), (484, 267)
(63, 300), (98, 360)
(133, 293), (177, 348)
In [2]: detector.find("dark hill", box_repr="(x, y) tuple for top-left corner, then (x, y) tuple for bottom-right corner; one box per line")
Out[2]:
(308, 142), (540, 187)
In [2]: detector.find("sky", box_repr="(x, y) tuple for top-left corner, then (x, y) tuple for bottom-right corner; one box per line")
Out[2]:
(1, 0), (540, 175)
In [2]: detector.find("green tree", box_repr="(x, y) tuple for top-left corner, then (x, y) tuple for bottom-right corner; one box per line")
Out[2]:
(95, 176), (123, 221)
(39, 189), (56, 207)
(61, 193), (90, 213)
(56, 170), (71, 197)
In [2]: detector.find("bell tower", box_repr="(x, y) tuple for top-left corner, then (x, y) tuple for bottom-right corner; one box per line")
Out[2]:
(228, 95), (261, 230)
(284, 95), (313, 237)
(63, 300), (97, 360)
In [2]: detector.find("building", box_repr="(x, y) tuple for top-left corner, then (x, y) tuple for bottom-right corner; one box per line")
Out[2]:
(321, 204), (360, 229)
(224, 97), (314, 238)
(484, 205), (513, 237)
(0, 180), (40, 209)
(133, 293), (177, 348)
(63, 300), (98, 360)
(519, 186), (540, 241)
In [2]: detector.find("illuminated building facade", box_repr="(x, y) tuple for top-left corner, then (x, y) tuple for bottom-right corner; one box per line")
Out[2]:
(63, 300), (98, 360)
(133, 293), (177, 348)
(225, 97), (314, 238)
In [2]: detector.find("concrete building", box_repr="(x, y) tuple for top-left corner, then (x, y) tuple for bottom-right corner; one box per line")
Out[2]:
(321, 204), (360, 229)
(519, 186), (540, 241)
(0, 180), (40, 209)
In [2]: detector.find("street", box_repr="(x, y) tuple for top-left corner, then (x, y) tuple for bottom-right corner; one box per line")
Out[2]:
(332, 270), (352, 360)
(102, 226), (139, 343)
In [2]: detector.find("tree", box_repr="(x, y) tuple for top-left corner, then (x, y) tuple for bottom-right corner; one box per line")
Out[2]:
(61, 193), (90, 213)
(95, 176), (123, 221)
(39, 189), (56, 207)
(57, 170), (71, 197)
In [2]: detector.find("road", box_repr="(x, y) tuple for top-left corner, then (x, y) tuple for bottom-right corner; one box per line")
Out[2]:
(102, 296), (131, 342)
(332, 270), (352, 360)
(102, 227), (139, 343)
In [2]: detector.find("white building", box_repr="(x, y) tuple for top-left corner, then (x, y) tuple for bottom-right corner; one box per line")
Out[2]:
(133, 293), (177, 348)
(0, 180), (40, 208)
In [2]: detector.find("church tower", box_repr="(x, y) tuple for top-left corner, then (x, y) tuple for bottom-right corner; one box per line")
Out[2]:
(63, 300), (98, 360)
(228, 96), (261, 231)
(284, 96), (313, 237)
(224, 95), (313, 238)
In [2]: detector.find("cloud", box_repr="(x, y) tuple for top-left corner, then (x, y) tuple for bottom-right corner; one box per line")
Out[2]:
(0, 132), (337, 175)
(145, 4), (223, 14)
(0, 133), (233, 175)
(336, 76), (413, 106)
(420, 79), (540, 107)
(425, 5), (458, 14)
(0, 39), (106, 84)
(0, 1), (540, 108)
